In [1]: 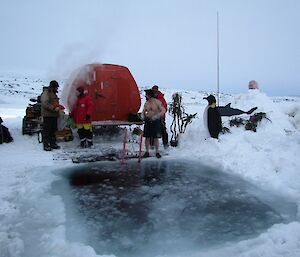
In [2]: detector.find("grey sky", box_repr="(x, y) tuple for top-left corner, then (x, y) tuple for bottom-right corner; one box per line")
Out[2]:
(0, 0), (299, 96)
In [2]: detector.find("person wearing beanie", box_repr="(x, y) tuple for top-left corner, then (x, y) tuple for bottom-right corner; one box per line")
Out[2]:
(141, 89), (166, 158)
(71, 87), (94, 148)
(203, 94), (222, 139)
(40, 80), (61, 151)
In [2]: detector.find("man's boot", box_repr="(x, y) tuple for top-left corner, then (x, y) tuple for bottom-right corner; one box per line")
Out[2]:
(80, 138), (87, 148)
(44, 145), (52, 151)
(87, 139), (93, 148)
(86, 131), (93, 148)
(50, 137), (60, 149)
(43, 139), (52, 151)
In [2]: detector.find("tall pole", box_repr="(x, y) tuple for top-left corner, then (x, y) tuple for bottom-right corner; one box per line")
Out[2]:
(217, 12), (220, 106)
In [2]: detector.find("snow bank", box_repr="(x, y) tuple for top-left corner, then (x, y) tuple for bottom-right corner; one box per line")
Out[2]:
(0, 117), (107, 257)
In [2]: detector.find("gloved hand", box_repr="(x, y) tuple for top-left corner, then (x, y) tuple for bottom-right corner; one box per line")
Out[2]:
(151, 114), (160, 121)
(54, 107), (60, 112)
(85, 114), (91, 121)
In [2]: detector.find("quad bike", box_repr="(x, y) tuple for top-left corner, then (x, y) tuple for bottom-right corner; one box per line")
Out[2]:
(22, 98), (42, 136)
(22, 97), (73, 142)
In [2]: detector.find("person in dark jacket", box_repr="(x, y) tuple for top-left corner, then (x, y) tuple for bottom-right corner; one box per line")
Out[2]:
(40, 80), (61, 151)
(71, 87), (94, 148)
(0, 117), (13, 144)
(203, 95), (222, 139)
(152, 85), (169, 148)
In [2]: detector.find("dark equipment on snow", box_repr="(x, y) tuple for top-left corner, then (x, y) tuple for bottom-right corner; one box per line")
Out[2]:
(229, 117), (245, 127)
(0, 117), (14, 144)
(22, 97), (43, 135)
(22, 96), (73, 142)
(226, 112), (271, 133)
(128, 113), (143, 123)
(221, 126), (231, 134)
(245, 112), (271, 132)
(169, 92), (197, 147)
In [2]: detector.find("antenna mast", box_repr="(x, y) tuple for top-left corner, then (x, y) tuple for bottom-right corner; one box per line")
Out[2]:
(217, 12), (220, 106)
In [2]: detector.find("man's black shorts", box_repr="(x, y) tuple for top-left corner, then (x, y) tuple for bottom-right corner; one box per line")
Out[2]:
(143, 118), (162, 138)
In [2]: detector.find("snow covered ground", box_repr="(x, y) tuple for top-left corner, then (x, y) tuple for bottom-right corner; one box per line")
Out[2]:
(1, 76), (300, 257)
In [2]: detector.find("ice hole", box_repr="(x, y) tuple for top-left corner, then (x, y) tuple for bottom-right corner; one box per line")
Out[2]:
(52, 159), (296, 257)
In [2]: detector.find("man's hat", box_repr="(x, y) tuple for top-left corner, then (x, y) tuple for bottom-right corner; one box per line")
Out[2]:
(152, 85), (159, 90)
(49, 80), (59, 88)
(203, 94), (216, 104)
(76, 86), (85, 93)
(144, 89), (155, 98)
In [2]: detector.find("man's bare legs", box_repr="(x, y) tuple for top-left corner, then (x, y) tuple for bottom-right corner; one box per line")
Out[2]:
(154, 138), (159, 154)
(145, 137), (150, 153)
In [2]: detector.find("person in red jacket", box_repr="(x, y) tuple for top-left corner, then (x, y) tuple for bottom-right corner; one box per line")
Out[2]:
(71, 87), (94, 148)
(152, 85), (169, 148)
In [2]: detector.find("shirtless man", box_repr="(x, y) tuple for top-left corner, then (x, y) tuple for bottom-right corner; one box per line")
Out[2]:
(141, 89), (166, 158)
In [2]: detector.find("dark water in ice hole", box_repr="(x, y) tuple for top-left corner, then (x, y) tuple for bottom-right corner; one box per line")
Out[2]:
(53, 159), (296, 257)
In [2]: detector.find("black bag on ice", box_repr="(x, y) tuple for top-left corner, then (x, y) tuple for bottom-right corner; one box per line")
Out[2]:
(0, 117), (14, 144)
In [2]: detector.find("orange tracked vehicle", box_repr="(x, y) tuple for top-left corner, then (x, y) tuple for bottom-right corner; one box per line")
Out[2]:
(63, 63), (142, 125)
